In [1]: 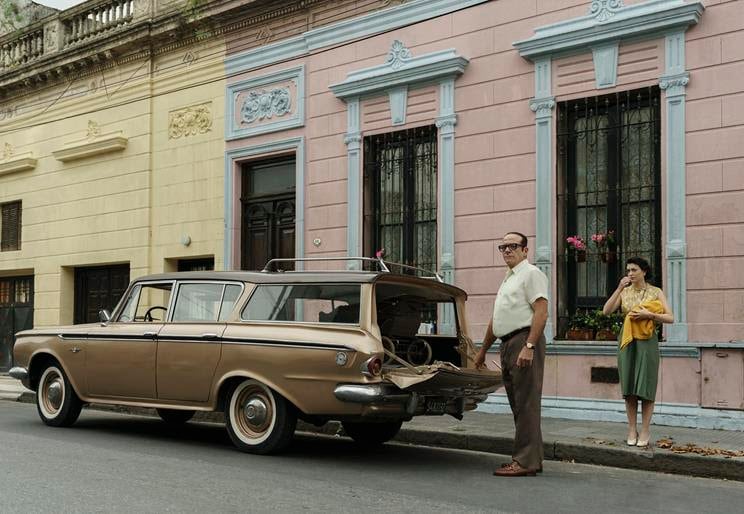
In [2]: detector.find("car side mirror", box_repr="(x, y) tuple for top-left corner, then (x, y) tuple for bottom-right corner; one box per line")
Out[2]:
(99, 309), (112, 324)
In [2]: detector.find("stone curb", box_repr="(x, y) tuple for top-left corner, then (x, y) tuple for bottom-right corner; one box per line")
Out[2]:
(16, 393), (744, 482)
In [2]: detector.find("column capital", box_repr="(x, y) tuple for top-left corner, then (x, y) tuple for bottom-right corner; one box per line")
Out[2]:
(660, 72), (689, 98)
(530, 96), (556, 118)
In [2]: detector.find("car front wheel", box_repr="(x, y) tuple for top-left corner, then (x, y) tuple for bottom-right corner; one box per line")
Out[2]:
(156, 408), (195, 424)
(342, 420), (403, 447)
(225, 379), (297, 454)
(36, 364), (83, 427)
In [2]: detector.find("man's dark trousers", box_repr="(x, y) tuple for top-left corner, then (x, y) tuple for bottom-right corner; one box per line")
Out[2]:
(500, 329), (546, 471)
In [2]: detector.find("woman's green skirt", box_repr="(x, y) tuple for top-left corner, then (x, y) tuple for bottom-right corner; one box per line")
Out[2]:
(617, 332), (659, 401)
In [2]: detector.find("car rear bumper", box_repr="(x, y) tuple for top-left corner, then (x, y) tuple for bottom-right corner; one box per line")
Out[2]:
(334, 383), (418, 416)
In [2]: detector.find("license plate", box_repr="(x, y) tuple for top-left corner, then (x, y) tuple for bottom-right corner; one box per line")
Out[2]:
(426, 399), (447, 414)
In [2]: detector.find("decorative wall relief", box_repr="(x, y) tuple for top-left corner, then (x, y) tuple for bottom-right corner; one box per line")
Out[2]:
(53, 120), (128, 162)
(168, 103), (213, 139)
(240, 88), (291, 124)
(226, 66), (304, 140)
(0, 141), (36, 175)
(589, 0), (624, 23)
(386, 40), (412, 70)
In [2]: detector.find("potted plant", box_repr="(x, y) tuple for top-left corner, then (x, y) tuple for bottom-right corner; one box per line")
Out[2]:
(591, 230), (617, 263)
(565, 310), (595, 340)
(594, 311), (624, 340)
(566, 235), (587, 262)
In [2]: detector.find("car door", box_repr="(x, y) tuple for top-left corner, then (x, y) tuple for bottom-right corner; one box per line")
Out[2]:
(156, 281), (242, 402)
(85, 281), (173, 400)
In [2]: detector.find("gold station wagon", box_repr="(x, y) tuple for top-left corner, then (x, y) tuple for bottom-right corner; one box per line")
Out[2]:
(10, 258), (502, 454)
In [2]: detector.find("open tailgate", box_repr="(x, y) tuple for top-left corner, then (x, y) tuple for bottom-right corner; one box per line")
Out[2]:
(383, 362), (502, 396)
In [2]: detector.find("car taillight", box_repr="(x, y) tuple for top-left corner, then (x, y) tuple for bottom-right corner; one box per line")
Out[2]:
(361, 355), (382, 377)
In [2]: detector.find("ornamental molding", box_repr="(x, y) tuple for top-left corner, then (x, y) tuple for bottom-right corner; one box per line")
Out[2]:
(52, 123), (127, 162)
(435, 113), (457, 130)
(514, 0), (704, 61)
(168, 103), (213, 139)
(240, 87), (291, 124)
(386, 40), (412, 70)
(226, 0), (488, 75)
(589, 0), (624, 23)
(226, 66), (304, 140)
(659, 71), (690, 95)
(529, 97), (556, 117)
(330, 43), (468, 100)
(0, 143), (36, 176)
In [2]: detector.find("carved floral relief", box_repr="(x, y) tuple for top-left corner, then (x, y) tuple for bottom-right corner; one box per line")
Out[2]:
(240, 87), (291, 124)
(168, 103), (213, 139)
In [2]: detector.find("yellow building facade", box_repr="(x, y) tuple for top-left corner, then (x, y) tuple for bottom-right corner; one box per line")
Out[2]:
(0, 0), (227, 368)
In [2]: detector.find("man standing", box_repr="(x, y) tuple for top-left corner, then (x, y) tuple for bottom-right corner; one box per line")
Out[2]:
(475, 232), (549, 477)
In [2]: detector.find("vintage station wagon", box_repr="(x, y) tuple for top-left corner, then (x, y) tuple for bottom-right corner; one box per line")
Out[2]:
(10, 258), (502, 454)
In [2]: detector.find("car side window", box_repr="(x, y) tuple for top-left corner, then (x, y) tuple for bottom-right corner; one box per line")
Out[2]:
(117, 283), (173, 322)
(242, 284), (361, 324)
(218, 284), (242, 321)
(172, 283), (226, 322)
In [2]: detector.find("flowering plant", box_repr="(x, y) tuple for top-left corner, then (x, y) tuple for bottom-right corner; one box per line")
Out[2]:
(591, 230), (616, 248)
(566, 235), (586, 251)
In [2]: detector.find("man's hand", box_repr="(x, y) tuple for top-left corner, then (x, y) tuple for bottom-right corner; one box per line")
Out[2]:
(474, 348), (487, 369)
(516, 346), (534, 368)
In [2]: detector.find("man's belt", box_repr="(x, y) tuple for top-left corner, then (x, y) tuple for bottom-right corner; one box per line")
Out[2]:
(499, 326), (531, 342)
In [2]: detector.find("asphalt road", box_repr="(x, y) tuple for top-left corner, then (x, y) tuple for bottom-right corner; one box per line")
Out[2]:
(1, 401), (742, 514)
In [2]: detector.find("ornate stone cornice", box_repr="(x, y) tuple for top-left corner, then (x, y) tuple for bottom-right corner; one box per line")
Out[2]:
(52, 120), (128, 162)
(0, 142), (36, 176)
(589, 0), (624, 23)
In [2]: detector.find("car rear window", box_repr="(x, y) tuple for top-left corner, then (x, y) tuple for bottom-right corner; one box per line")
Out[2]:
(241, 284), (361, 324)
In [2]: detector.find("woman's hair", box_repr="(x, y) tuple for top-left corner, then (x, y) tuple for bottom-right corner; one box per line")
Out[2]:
(626, 256), (652, 281)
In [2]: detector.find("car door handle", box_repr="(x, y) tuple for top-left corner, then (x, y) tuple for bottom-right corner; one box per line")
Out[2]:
(143, 331), (158, 338)
(201, 333), (219, 340)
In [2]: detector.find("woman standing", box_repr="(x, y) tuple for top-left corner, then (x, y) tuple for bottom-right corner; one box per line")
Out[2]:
(602, 257), (674, 448)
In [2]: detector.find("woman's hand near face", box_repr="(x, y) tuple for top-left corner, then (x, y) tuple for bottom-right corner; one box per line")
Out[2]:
(617, 276), (631, 291)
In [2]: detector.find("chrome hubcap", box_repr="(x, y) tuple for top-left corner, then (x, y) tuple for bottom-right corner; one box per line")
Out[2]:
(243, 397), (268, 427)
(47, 380), (63, 410)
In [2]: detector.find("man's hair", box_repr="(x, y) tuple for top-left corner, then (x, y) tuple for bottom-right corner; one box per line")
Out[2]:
(626, 256), (652, 281)
(504, 231), (528, 247)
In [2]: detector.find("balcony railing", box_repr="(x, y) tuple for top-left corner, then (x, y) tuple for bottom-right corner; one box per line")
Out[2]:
(64, 0), (135, 46)
(0, 0), (188, 73)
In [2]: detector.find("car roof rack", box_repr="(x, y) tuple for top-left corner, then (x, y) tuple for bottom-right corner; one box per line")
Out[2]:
(262, 257), (444, 283)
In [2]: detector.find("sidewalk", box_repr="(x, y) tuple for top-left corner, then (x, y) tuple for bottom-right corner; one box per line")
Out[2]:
(2, 374), (742, 481)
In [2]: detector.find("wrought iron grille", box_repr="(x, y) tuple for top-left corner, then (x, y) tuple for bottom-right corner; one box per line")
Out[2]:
(363, 125), (438, 272)
(556, 87), (661, 336)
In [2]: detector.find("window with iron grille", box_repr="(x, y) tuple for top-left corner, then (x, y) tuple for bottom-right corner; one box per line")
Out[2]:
(363, 125), (437, 272)
(1, 201), (21, 252)
(556, 87), (661, 337)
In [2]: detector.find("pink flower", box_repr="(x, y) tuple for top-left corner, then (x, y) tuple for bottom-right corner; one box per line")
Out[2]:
(566, 235), (586, 251)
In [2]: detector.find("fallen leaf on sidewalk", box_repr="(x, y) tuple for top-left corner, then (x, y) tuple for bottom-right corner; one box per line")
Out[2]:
(655, 440), (744, 458)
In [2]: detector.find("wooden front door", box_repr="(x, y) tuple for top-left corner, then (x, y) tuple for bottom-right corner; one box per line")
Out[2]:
(74, 265), (130, 324)
(241, 158), (296, 271)
(0, 276), (33, 372)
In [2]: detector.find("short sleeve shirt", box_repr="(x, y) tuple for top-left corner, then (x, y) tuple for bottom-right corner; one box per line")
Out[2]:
(491, 259), (549, 338)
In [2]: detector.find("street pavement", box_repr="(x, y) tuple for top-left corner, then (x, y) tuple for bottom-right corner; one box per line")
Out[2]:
(2, 400), (744, 514)
(2, 374), (743, 482)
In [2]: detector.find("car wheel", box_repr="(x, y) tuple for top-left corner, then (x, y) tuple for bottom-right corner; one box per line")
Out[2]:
(342, 420), (403, 447)
(156, 408), (195, 424)
(36, 364), (83, 427)
(225, 379), (297, 454)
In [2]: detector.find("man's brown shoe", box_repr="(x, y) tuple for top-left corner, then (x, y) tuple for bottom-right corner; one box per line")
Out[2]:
(499, 461), (542, 473)
(493, 462), (537, 477)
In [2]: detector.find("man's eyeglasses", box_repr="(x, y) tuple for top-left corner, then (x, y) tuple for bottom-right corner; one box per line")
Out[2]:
(498, 243), (524, 253)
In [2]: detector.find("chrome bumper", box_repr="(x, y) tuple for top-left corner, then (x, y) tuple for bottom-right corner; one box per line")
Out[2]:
(334, 383), (418, 416)
(8, 366), (28, 381)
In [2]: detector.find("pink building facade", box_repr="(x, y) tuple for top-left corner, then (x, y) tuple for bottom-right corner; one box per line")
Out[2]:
(223, 0), (744, 428)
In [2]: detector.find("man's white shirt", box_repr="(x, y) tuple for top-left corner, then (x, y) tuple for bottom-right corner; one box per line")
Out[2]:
(491, 259), (549, 338)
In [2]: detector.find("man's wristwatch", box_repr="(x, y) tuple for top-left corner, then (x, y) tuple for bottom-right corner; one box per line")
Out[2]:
(525, 342), (535, 350)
